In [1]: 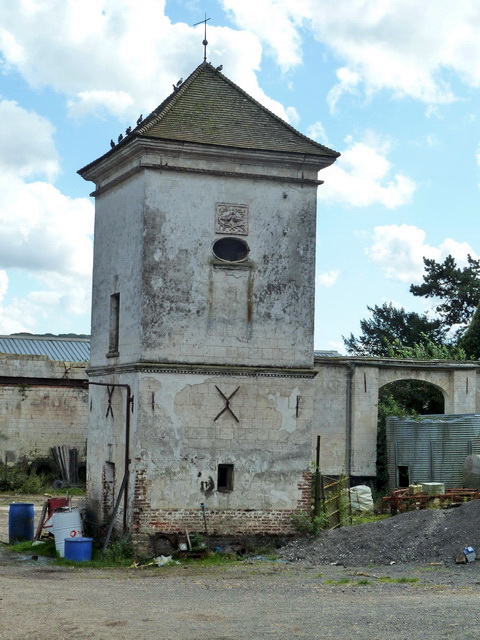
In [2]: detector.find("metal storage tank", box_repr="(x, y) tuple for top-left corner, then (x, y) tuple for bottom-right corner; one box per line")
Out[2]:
(386, 414), (480, 490)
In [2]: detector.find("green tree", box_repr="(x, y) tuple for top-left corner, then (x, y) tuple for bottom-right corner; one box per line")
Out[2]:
(343, 303), (447, 356)
(460, 302), (480, 359)
(409, 255), (480, 328)
(376, 391), (417, 492)
(386, 334), (468, 360)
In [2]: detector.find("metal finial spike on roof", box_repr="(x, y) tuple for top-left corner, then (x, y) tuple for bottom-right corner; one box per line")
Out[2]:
(193, 13), (210, 62)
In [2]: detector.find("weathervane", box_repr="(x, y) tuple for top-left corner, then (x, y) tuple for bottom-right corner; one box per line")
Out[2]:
(193, 13), (210, 62)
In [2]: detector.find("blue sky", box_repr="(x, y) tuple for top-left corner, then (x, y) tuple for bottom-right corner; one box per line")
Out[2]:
(0, 0), (478, 352)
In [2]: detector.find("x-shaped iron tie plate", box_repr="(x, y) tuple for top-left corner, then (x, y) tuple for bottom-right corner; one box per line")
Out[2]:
(214, 385), (240, 423)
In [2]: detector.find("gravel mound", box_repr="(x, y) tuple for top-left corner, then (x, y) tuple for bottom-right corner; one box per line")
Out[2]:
(279, 500), (480, 566)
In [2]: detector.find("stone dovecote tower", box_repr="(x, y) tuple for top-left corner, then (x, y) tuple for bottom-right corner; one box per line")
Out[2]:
(79, 62), (338, 549)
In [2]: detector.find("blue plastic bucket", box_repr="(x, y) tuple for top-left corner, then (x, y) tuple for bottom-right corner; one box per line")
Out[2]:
(64, 537), (93, 562)
(8, 503), (34, 544)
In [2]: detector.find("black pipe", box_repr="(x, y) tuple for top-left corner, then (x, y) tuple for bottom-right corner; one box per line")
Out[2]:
(345, 363), (355, 478)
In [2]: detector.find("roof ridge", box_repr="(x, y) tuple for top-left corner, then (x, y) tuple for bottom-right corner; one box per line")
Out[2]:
(136, 62), (207, 136)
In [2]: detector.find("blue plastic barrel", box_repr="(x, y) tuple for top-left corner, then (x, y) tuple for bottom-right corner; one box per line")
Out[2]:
(64, 537), (93, 562)
(8, 503), (34, 544)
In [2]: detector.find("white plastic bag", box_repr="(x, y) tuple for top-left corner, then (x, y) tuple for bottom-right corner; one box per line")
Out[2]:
(349, 485), (374, 512)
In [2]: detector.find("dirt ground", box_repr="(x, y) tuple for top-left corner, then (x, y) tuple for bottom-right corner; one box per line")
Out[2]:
(2, 496), (480, 639)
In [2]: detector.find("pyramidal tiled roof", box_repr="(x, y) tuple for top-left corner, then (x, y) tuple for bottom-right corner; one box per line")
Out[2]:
(128, 62), (339, 158)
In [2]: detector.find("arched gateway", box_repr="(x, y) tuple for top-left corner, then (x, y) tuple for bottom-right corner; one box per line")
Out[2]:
(313, 354), (480, 482)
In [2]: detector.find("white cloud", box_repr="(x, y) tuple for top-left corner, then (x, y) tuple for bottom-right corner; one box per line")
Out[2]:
(316, 270), (340, 287)
(221, 0), (304, 72)
(366, 224), (478, 283)
(0, 0), (296, 123)
(0, 100), (59, 179)
(307, 121), (328, 144)
(223, 0), (480, 107)
(0, 97), (93, 333)
(68, 90), (134, 119)
(285, 106), (300, 127)
(318, 136), (416, 208)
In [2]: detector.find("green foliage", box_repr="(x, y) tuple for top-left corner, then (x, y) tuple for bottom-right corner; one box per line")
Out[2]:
(410, 254), (480, 328)
(0, 462), (52, 493)
(101, 534), (133, 563)
(189, 532), (206, 550)
(343, 303), (447, 356)
(290, 510), (328, 534)
(376, 390), (420, 493)
(386, 335), (468, 360)
(460, 302), (480, 359)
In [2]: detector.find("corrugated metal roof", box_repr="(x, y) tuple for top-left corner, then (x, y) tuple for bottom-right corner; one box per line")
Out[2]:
(314, 350), (343, 358)
(0, 335), (90, 362)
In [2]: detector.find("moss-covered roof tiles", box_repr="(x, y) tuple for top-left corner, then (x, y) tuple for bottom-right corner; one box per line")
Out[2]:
(134, 62), (339, 158)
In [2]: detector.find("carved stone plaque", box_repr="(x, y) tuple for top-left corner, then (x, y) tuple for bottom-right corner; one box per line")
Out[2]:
(215, 203), (249, 236)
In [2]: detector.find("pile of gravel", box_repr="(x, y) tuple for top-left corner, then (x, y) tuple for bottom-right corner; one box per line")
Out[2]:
(278, 500), (480, 566)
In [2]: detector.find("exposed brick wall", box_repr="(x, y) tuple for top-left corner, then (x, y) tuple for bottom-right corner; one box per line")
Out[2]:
(131, 468), (313, 550)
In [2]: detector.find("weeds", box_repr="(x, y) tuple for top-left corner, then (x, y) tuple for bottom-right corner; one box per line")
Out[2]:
(290, 510), (328, 535)
(350, 513), (390, 526)
(379, 576), (419, 584)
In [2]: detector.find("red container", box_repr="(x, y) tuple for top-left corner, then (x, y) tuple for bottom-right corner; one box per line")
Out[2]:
(47, 498), (69, 518)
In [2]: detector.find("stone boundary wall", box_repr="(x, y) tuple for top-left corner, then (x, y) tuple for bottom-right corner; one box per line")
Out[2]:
(0, 353), (88, 464)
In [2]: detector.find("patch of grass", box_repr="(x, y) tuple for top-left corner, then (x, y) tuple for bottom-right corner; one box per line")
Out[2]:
(324, 577), (371, 586)
(350, 513), (390, 526)
(181, 552), (241, 567)
(9, 538), (57, 556)
(9, 535), (134, 568)
(49, 487), (86, 497)
(379, 576), (419, 584)
(324, 577), (351, 585)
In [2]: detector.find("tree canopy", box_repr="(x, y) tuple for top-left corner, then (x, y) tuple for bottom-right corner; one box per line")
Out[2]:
(409, 254), (480, 327)
(343, 303), (447, 357)
(460, 302), (480, 359)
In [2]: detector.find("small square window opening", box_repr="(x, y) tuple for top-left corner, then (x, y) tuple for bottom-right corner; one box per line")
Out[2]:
(217, 463), (234, 492)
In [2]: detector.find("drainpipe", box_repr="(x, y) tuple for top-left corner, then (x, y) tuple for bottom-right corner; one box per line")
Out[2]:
(345, 363), (355, 478)
(88, 382), (133, 533)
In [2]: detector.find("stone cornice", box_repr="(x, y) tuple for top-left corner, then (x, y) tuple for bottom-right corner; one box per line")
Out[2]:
(87, 361), (317, 379)
(79, 137), (327, 193)
(313, 355), (480, 371)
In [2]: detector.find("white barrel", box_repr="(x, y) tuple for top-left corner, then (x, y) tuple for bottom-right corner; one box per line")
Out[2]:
(52, 508), (83, 557)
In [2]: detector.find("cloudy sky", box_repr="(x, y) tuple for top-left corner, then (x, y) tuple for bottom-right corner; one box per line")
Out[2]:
(0, 0), (478, 351)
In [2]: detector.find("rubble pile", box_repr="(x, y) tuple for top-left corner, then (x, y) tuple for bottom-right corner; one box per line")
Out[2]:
(279, 499), (480, 566)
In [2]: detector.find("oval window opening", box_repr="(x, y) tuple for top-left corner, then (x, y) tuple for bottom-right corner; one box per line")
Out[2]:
(212, 237), (249, 262)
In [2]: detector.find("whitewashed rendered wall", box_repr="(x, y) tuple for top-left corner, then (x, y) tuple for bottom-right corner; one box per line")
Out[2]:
(132, 371), (314, 539)
(140, 168), (317, 368)
(89, 173), (146, 367)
